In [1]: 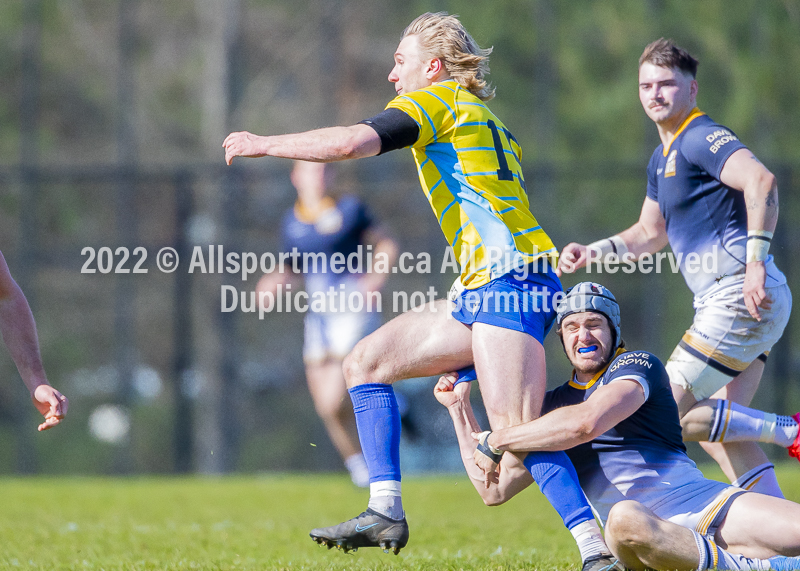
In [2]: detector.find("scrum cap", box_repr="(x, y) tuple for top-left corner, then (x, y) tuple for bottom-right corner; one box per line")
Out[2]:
(556, 282), (622, 349)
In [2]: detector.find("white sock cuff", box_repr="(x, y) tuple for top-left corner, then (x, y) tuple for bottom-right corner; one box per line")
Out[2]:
(570, 518), (611, 562)
(570, 519), (602, 537)
(370, 480), (401, 497)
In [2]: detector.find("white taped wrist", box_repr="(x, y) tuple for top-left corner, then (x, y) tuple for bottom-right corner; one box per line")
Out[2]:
(587, 236), (629, 260)
(746, 230), (772, 263)
(476, 431), (503, 462)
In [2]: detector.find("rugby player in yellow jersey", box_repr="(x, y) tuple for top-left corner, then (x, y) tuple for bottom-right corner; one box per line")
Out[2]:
(224, 14), (615, 569)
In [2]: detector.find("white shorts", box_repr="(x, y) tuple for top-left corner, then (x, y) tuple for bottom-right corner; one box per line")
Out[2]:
(303, 310), (381, 364)
(666, 282), (791, 401)
(658, 485), (745, 539)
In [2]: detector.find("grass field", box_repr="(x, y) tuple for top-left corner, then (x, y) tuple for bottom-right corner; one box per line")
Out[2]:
(1, 464), (798, 570)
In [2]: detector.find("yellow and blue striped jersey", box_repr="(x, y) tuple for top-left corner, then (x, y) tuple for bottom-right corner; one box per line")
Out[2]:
(386, 79), (557, 289)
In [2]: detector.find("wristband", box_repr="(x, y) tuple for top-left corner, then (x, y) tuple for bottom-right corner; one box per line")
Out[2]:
(587, 235), (629, 260)
(476, 431), (503, 464)
(746, 230), (773, 263)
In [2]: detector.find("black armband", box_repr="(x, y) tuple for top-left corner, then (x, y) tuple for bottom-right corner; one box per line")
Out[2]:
(358, 108), (420, 155)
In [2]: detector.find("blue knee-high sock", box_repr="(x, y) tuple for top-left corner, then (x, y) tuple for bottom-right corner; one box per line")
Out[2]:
(524, 451), (594, 530)
(349, 383), (401, 483)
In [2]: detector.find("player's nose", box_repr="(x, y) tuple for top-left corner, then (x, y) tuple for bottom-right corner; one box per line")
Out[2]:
(652, 86), (664, 100)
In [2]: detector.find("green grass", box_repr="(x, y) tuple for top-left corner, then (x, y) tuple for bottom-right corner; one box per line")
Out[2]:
(0, 464), (798, 570)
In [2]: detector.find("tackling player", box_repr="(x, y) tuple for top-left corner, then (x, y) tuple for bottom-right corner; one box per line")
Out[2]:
(256, 161), (397, 488)
(436, 282), (800, 571)
(556, 39), (798, 495)
(0, 249), (68, 431)
(225, 12), (610, 565)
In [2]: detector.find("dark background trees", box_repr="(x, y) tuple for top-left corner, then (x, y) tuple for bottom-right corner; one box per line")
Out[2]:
(1, 0), (798, 473)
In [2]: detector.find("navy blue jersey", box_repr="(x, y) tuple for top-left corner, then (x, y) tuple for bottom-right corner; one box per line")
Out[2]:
(645, 110), (785, 297)
(281, 195), (373, 298)
(543, 350), (710, 521)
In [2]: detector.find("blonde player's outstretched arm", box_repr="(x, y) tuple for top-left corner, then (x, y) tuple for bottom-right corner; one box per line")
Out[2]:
(223, 124), (381, 165)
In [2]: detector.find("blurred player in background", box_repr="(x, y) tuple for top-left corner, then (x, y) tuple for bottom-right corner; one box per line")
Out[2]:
(436, 282), (800, 571)
(0, 249), (68, 431)
(257, 161), (397, 487)
(557, 39), (798, 495)
(226, 12), (613, 568)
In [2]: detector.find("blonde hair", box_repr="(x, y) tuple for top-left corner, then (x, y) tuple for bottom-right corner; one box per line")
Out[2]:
(403, 12), (495, 101)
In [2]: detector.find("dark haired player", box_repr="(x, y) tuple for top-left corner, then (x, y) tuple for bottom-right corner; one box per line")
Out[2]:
(436, 282), (800, 571)
(557, 39), (798, 495)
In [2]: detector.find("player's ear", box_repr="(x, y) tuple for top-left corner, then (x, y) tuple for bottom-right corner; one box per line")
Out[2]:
(426, 57), (444, 79)
(689, 78), (698, 101)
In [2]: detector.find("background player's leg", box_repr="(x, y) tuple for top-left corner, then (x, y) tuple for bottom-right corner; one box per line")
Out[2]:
(305, 359), (368, 487)
(691, 362), (784, 497)
(690, 361), (799, 462)
(473, 323), (603, 564)
(678, 364), (757, 442)
(717, 492), (800, 559)
(670, 356), (786, 497)
(671, 284), (794, 494)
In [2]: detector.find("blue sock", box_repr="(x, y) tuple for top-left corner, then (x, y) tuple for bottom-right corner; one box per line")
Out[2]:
(349, 384), (401, 483)
(768, 556), (800, 571)
(454, 366), (477, 385)
(524, 451), (594, 530)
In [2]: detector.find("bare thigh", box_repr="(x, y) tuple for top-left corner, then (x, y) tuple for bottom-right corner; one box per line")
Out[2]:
(717, 491), (800, 558)
(472, 322), (547, 429)
(344, 299), (474, 388)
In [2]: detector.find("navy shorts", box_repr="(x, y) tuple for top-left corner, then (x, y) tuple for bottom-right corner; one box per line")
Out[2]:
(450, 259), (563, 345)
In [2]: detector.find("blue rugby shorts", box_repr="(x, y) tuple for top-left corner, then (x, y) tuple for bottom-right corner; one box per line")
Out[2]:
(450, 259), (563, 345)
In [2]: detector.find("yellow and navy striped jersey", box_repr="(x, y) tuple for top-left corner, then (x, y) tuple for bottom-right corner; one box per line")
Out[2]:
(386, 79), (557, 289)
